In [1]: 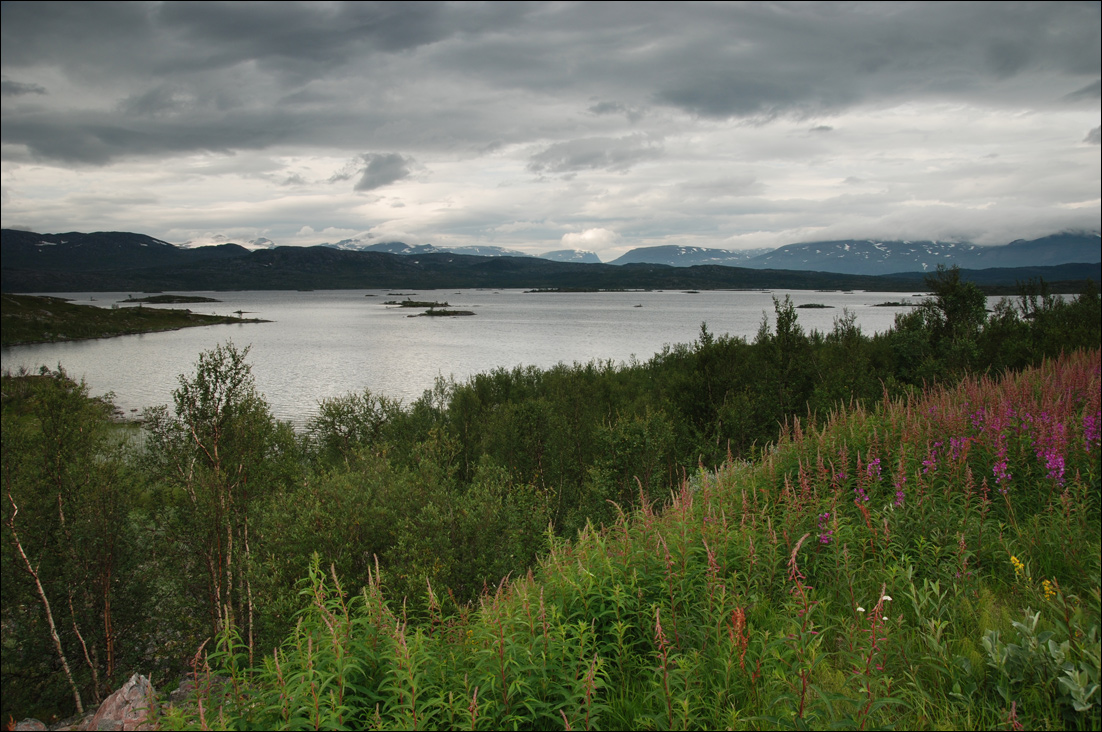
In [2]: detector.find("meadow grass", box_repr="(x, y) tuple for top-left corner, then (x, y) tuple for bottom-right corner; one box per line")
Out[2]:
(165, 349), (1101, 730)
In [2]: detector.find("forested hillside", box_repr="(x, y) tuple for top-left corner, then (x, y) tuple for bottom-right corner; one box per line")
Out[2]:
(2, 269), (1099, 728)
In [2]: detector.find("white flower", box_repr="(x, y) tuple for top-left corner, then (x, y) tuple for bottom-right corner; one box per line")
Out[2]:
(882, 595), (893, 602)
(856, 606), (865, 613)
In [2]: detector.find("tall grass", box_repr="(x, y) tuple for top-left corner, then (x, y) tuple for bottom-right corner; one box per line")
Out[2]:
(164, 349), (1101, 730)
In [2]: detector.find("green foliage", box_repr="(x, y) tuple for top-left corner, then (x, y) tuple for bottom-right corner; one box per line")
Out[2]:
(4, 274), (1100, 726)
(142, 342), (300, 652)
(2, 369), (149, 721)
(168, 349), (1101, 731)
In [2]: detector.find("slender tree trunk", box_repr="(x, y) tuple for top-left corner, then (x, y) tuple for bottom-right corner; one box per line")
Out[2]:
(103, 565), (115, 683)
(69, 588), (101, 704)
(6, 492), (84, 714)
(224, 494), (234, 633)
(244, 512), (255, 666)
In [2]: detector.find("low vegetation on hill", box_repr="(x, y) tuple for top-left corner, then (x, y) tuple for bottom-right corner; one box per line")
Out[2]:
(2, 269), (1099, 728)
(170, 349), (1102, 730)
(0, 293), (263, 346)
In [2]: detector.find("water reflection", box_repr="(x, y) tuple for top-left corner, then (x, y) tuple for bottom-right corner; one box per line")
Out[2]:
(3, 289), (933, 427)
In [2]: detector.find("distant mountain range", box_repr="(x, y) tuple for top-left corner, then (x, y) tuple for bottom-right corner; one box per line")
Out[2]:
(1, 229), (251, 272)
(321, 232), (1100, 274)
(3, 228), (1098, 293)
(539, 249), (603, 264)
(611, 233), (1100, 274)
(610, 246), (770, 267)
(323, 238), (603, 263)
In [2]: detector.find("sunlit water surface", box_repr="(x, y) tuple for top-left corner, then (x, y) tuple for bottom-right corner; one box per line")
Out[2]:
(3, 289), (937, 427)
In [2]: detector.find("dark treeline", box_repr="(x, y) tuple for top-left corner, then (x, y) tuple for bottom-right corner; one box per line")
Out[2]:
(2, 268), (1099, 722)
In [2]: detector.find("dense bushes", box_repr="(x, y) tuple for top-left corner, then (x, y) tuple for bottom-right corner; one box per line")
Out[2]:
(169, 349), (1102, 730)
(2, 271), (1099, 725)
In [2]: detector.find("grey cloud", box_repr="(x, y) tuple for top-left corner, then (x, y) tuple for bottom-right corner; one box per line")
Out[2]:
(985, 38), (1033, 78)
(1, 2), (1097, 253)
(1, 107), (301, 164)
(1065, 79), (1101, 101)
(353, 153), (413, 192)
(1086, 127), (1101, 145)
(679, 176), (764, 198)
(4, 2), (1099, 165)
(588, 101), (645, 122)
(121, 85), (197, 117)
(589, 101), (626, 116)
(645, 3), (1100, 119)
(3, 1), (532, 82)
(528, 136), (663, 174)
(1, 79), (46, 96)
(1, 2), (154, 70)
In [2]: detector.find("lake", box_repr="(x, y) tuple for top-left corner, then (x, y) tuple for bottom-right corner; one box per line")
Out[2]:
(2, 288), (933, 427)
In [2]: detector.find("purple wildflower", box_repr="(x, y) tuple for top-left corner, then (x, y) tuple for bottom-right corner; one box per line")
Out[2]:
(818, 512), (833, 545)
(993, 458), (1011, 493)
(922, 444), (940, 474)
(1084, 410), (1100, 450)
(971, 408), (986, 430)
(891, 461), (906, 507)
(949, 436), (967, 462)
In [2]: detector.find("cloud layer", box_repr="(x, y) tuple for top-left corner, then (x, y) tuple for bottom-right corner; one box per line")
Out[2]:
(2, 2), (1098, 258)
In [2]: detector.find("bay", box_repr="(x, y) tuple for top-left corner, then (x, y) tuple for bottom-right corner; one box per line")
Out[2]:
(2, 288), (933, 427)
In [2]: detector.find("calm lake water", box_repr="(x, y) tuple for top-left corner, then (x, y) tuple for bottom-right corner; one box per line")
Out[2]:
(3, 289), (933, 427)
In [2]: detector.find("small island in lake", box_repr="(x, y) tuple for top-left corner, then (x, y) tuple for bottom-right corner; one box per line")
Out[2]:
(1, 294), (267, 347)
(408, 308), (476, 317)
(795, 303), (833, 309)
(385, 299), (451, 308)
(383, 298), (475, 316)
(121, 294), (222, 304)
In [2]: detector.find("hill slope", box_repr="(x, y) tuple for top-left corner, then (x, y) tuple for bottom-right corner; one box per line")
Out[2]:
(169, 350), (1102, 731)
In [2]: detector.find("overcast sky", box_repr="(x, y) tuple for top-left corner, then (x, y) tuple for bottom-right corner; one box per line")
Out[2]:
(2, 2), (1099, 260)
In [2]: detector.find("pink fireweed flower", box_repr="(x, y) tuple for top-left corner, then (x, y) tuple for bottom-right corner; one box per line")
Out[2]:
(949, 436), (969, 462)
(866, 458), (881, 481)
(891, 460), (906, 508)
(1084, 410), (1100, 450)
(971, 408), (986, 430)
(992, 459), (1011, 493)
(818, 512), (833, 545)
(993, 433), (1012, 494)
(922, 441), (942, 474)
(1034, 415), (1068, 486)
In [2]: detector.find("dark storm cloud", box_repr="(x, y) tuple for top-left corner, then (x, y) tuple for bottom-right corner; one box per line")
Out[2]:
(587, 101), (645, 122)
(352, 153), (413, 192)
(1, 2), (1097, 253)
(645, 2), (1100, 118)
(1, 1), (529, 79)
(528, 136), (663, 175)
(1, 109), (300, 165)
(1066, 79), (1102, 101)
(121, 85), (197, 117)
(3, 2), (1099, 164)
(1, 79), (46, 97)
(2, 1), (1093, 163)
